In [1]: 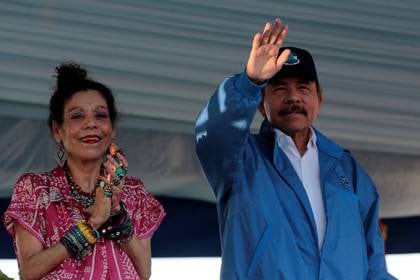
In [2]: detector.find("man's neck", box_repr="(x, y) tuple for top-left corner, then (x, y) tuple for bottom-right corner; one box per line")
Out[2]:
(282, 129), (312, 157)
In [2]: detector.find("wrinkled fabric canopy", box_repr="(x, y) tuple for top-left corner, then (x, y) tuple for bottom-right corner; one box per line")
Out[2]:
(0, 1), (419, 218)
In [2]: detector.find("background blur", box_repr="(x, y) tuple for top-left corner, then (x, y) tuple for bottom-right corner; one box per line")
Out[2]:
(0, 0), (419, 279)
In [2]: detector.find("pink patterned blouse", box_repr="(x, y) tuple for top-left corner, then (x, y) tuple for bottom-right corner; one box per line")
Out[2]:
(3, 167), (166, 280)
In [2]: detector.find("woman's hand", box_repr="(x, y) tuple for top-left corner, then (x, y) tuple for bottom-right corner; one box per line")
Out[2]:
(85, 178), (113, 228)
(103, 147), (129, 215)
(246, 18), (290, 83)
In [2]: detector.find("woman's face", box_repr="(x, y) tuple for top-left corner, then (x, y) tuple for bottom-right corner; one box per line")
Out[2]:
(53, 90), (115, 164)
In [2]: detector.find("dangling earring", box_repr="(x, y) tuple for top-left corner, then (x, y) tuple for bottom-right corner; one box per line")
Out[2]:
(55, 141), (68, 167)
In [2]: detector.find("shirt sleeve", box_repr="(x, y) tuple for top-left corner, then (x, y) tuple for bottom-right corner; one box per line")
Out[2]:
(3, 173), (47, 246)
(124, 177), (166, 240)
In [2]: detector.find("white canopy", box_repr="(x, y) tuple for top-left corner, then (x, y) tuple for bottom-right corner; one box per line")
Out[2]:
(0, 0), (419, 218)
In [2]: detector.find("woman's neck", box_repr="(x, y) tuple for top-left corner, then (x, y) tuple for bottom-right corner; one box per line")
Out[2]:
(66, 158), (102, 193)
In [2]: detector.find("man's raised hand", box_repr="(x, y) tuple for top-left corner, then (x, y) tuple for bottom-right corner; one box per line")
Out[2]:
(246, 18), (290, 83)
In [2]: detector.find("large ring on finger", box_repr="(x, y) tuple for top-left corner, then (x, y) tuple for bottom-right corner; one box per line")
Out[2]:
(104, 190), (113, 198)
(104, 185), (113, 197)
(115, 166), (127, 177)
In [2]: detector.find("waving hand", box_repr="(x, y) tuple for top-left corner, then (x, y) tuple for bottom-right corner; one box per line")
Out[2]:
(246, 18), (290, 83)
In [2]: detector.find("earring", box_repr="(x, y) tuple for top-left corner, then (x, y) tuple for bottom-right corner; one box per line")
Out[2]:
(55, 141), (68, 167)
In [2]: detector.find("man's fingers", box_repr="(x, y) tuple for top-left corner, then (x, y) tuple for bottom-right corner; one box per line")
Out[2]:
(263, 22), (271, 33)
(275, 25), (288, 46)
(268, 18), (282, 44)
(252, 33), (262, 51)
(261, 22), (271, 44)
(254, 20), (287, 53)
(276, 48), (292, 68)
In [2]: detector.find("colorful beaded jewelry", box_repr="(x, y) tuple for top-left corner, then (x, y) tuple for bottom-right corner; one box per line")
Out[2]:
(99, 201), (134, 244)
(64, 165), (104, 208)
(60, 220), (100, 260)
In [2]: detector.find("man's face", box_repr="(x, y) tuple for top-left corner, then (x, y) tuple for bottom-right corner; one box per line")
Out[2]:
(258, 76), (323, 137)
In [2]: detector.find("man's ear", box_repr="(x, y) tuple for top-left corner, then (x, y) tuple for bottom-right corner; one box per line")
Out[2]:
(316, 89), (324, 117)
(258, 88), (267, 117)
(52, 120), (62, 143)
(318, 91), (324, 105)
(258, 102), (267, 118)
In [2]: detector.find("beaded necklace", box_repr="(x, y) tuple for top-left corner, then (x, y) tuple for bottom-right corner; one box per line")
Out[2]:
(64, 165), (103, 208)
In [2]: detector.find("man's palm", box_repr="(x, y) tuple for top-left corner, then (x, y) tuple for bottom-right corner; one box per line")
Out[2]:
(246, 19), (290, 83)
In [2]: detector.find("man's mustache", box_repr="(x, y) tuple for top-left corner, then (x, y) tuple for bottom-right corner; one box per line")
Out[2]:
(279, 104), (307, 116)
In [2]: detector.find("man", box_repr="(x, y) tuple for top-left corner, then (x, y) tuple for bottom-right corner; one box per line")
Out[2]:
(195, 18), (395, 279)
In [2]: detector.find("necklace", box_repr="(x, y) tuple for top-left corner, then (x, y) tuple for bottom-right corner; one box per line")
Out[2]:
(64, 165), (103, 208)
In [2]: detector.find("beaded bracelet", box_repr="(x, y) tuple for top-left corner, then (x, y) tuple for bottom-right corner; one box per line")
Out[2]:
(61, 226), (89, 260)
(99, 201), (134, 244)
(60, 220), (100, 260)
(77, 220), (100, 244)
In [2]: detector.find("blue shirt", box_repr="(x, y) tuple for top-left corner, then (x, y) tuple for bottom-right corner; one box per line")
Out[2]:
(195, 72), (396, 279)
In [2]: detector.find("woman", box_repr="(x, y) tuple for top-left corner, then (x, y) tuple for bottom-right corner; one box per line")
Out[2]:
(3, 63), (166, 280)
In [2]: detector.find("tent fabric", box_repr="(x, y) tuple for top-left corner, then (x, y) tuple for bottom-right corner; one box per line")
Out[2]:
(0, 1), (419, 218)
(0, 0), (419, 151)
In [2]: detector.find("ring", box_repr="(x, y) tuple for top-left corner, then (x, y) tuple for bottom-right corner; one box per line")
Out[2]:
(115, 166), (127, 177)
(104, 190), (113, 198)
(104, 184), (113, 197)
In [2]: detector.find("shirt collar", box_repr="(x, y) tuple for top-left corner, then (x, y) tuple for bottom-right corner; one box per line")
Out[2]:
(275, 127), (317, 150)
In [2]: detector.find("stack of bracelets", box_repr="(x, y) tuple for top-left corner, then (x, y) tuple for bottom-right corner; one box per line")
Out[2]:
(60, 201), (134, 260)
(99, 201), (134, 244)
(60, 220), (100, 260)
